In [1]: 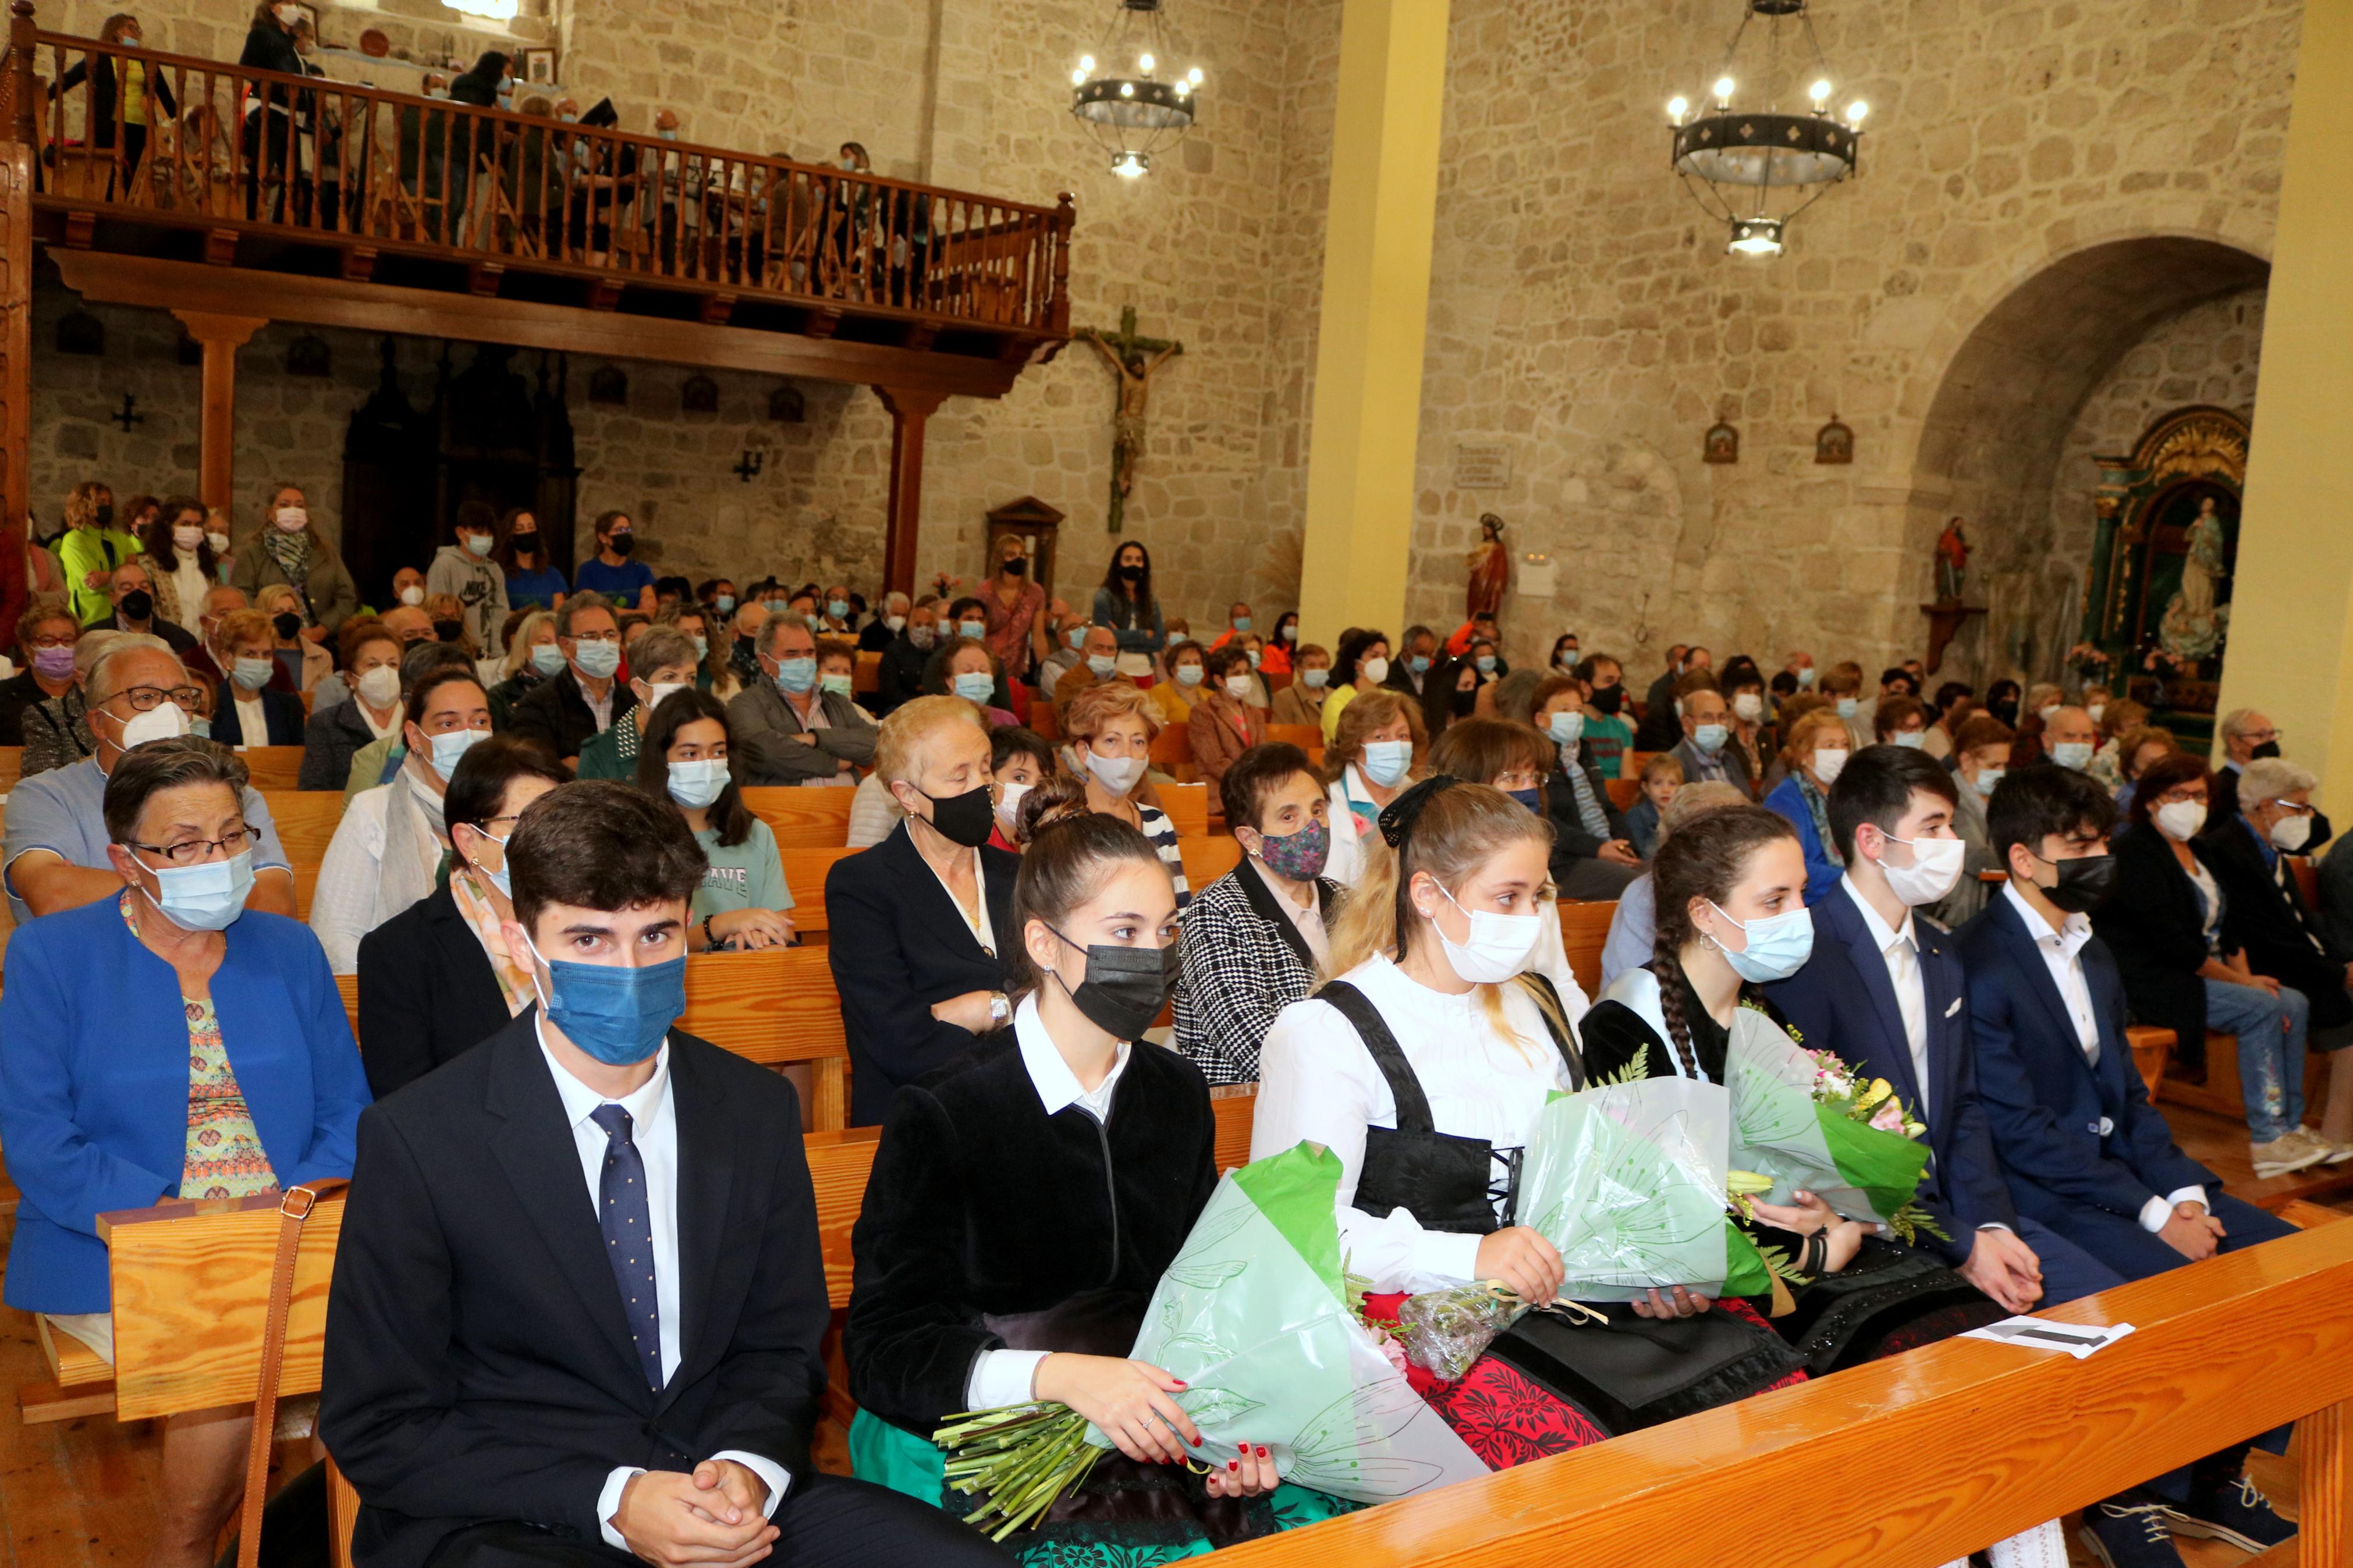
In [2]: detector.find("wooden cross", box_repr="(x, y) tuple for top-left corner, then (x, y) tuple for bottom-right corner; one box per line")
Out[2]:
(111, 393), (144, 433)
(1076, 305), (1183, 534)
(733, 450), (765, 483)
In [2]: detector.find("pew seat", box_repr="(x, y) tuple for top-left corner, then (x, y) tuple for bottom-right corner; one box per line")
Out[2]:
(2124, 1025), (2173, 1101)
(2158, 1029), (2334, 1132)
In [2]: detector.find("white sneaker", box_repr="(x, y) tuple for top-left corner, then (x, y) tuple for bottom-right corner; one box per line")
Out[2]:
(2252, 1133), (2330, 1179)
(2301, 1128), (2353, 1165)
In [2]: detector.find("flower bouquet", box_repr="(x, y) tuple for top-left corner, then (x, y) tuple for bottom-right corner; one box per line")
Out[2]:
(1723, 1005), (1943, 1245)
(935, 1142), (1487, 1539)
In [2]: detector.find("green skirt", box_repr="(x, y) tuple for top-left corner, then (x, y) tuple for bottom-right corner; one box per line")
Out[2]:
(850, 1409), (1359, 1566)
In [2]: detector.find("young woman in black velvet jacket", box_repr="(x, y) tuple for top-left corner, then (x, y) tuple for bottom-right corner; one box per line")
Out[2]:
(844, 812), (1295, 1559)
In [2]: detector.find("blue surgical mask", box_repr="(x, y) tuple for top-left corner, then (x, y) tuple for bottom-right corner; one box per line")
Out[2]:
(1836, 697), (1858, 720)
(691, 635), (709, 660)
(773, 656), (818, 694)
(667, 758), (730, 810)
(1893, 731), (1928, 749)
(819, 673), (854, 698)
(1547, 711), (1584, 748)
(144, 848), (256, 932)
(952, 671), (996, 704)
(463, 827), (512, 897)
(1971, 766), (2004, 798)
(1797, 667), (1818, 688)
(1506, 785), (1542, 813)
(1407, 655), (1432, 675)
(803, 614), (824, 632)
(1704, 899), (1815, 983)
(1301, 669), (1330, 689)
(465, 532), (494, 557)
(530, 644), (567, 677)
(828, 599), (850, 620)
(1231, 616), (1252, 633)
(427, 726), (485, 780)
(232, 656), (274, 692)
(1174, 664), (1204, 688)
(1087, 653), (1117, 678)
(189, 716), (212, 738)
(1360, 739), (1412, 788)
(1474, 656), (1496, 675)
(1693, 723), (1729, 754)
(715, 595), (736, 614)
(1067, 626), (1088, 650)
(2050, 741), (2094, 771)
(524, 934), (685, 1066)
(573, 638), (622, 680)
(959, 618), (987, 641)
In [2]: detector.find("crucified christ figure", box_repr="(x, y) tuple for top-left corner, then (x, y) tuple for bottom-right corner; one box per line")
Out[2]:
(1078, 305), (1184, 534)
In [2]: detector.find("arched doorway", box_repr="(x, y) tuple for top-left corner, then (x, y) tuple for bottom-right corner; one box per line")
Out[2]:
(1905, 235), (2268, 687)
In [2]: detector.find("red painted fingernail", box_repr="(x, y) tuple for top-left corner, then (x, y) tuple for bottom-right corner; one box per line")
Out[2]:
(1172, 1379), (1187, 1388)
(1191, 1434), (1202, 1446)
(1228, 1460), (1240, 1472)
(1257, 1445), (1269, 1457)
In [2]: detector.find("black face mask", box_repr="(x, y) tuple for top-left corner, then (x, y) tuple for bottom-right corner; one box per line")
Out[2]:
(119, 588), (153, 622)
(608, 534), (636, 557)
(434, 618), (466, 643)
(917, 783), (996, 849)
(1449, 685), (1479, 718)
(94, 503), (115, 528)
(273, 610), (304, 641)
(1589, 684), (1623, 716)
(1989, 699), (2019, 727)
(2251, 741), (2282, 761)
(1001, 557), (1027, 577)
(512, 532), (537, 553)
(1118, 563), (1144, 582)
(1049, 927), (1179, 1042)
(2038, 852), (2117, 915)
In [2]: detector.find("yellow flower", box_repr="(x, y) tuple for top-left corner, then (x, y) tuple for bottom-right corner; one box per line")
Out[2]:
(1855, 1079), (1893, 1110)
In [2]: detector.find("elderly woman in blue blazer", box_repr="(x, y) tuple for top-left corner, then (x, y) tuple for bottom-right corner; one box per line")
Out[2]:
(0, 737), (368, 1568)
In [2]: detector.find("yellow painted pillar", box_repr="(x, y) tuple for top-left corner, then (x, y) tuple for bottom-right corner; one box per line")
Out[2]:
(1296, 0), (1450, 646)
(2219, 0), (2353, 819)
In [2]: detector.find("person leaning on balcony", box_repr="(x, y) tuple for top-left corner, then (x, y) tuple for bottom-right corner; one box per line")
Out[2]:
(237, 1), (306, 219)
(52, 13), (179, 184)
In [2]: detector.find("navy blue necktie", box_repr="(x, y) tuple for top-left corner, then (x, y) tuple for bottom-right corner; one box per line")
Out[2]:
(591, 1104), (664, 1391)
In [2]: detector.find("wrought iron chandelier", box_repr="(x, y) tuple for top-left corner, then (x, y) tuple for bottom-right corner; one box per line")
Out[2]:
(1666, 0), (1865, 257)
(1070, 0), (1204, 180)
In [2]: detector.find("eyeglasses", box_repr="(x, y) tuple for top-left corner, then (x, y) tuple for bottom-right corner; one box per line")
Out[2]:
(2241, 728), (2281, 745)
(2268, 799), (2316, 817)
(128, 823), (260, 865)
(104, 683), (205, 713)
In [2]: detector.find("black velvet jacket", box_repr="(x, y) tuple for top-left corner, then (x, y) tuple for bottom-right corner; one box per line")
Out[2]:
(844, 1027), (1219, 1435)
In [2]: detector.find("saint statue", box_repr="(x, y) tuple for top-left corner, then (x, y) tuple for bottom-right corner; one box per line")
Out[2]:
(2158, 495), (2232, 663)
(1467, 513), (1509, 619)
(1935, 517), (1969, 605)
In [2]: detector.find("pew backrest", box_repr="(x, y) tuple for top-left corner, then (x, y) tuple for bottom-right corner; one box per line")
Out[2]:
(741, 787), (857, 848)
(1157, 781), (1208, 838)
(1179, 835), (1244, 891)
(777, 846), (861, 934)
(236, 746), (306, 793)
(265, 790), (349, 920)
(1559, 899), (1612, 997)
(1606, 778), (1642, 813)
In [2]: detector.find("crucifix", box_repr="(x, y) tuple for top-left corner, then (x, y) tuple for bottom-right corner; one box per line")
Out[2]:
(111, 393), (144, 433)
(733, 449), (765, 483)
(1077, 305), (1183, 534)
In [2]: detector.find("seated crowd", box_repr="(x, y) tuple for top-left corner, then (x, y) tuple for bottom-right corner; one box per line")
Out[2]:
(3, 509), (2350, 1568)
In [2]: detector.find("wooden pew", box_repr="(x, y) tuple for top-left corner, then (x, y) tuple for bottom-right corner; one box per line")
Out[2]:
(1150, 722), (1197, 783)
(1559, 900), (1613, 997)
(0, 745), (20, 790)
(235, 746), (306, 792)
(1266, 724), (1322, 753)
(264, 790), (347, 922)
(2159, 1029), (2334, 1132)
(1606, 777), (1642, 813)
(1157, 781), (1209, 838)
(2124, 1025), (2173, 1102)
(777, 846), (861, 934)
(1210, 1084), (1257, 1172)
(741, 786), (857, 848)
(853, 650), (880, 695)
(1180, 834), (1244, 891)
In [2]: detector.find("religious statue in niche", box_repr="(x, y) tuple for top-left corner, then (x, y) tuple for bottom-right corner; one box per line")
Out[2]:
(1077, 305), (1183, 533)
(2156, 493), (2233, 663)
(1467, 513), (1509, 619)
(1935, 517), (1969, 605)
(681, 374), (719, 415)
(768, 384), (805, 424)
(588, 364), (629, 406)
(1815, 415), (1853, 465)
(1703, 421), (1738, 464)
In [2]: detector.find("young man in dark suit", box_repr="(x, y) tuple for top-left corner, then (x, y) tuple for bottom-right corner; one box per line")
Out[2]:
(1762, 745), (2054, 1314)
(1957, 764), (2295, 1568)
(322, 781), (1006, 1568)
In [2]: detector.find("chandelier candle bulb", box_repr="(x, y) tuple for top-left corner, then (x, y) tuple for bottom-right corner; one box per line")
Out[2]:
(1138, 52), (1155, 72)
(1715, 75), (1736, 105)
(1669, 95), (1690, 125)
(1847, 100), (1869, 124)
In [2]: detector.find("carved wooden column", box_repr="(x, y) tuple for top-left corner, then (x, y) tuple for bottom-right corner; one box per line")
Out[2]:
(172, 310), (265, 512)
(874, 385), (946, 599)
(2, 1), (38, 545)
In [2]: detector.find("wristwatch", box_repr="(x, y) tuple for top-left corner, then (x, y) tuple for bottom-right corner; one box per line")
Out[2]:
(988, 991), (1012, 1026)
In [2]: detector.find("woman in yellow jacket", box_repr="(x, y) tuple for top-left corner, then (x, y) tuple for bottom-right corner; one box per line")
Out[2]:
(53, 481), (141, 625)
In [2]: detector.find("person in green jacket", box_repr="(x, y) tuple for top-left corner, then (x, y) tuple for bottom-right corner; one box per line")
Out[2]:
(54, 482), (142, 625)
(577, 624), (701, 781)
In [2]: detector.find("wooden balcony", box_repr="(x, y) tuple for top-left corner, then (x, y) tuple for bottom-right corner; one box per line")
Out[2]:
(0, 2), (1076, 589)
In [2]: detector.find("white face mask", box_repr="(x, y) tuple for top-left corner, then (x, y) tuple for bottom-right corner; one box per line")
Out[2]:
(1812, 747), (1849, 786)
(996, 779), (1032, 830)
(2270, 812), (2313, 852)
(1223, 674), (1254, 700)
(172, 523), (205, 552)
(1358, 655), (1390, 686)
(1878, 833), (1966, 906)
(274, 506), (308, 534)
(642, 680), (688, 714)
(110, 699), (190, 759)
(1731, 692), (1763, 722)
(2037, 703), (2061, 726)
(1431, 879), (1541, 984)
(1083, 749), (1146, 797)
(205, 530), (232, 554)
(399, 585), (425, 606)
(354, 664), (402, 708)
(2155, 799), (2208, 843)
(885, 614), (907, 634)
(2086, 704), (2106, 726)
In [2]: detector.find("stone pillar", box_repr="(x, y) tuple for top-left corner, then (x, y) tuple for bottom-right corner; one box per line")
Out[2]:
(172, 310), (265, 513)
(1294, 0), (1450, 646)
(2216, 0), (2353, 817)
(875, 385), (946, 600)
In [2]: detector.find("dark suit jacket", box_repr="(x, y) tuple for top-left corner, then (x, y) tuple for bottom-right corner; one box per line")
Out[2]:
(1763, 884), (2013, 1262)
(354, 886), (516, 1100)
(2088, 823), (2216, 1053)
(825, 822), (1017, 1126)
(1955, 890), (2213, 1227)
(2201, 815), (2353, 1032)
(320, 1013), (828, 1568)
(2214, 760), (2334, 852)
(509, 668), (633, 765)
(210, 684), (306, 746)
(300, 697), (380, 792)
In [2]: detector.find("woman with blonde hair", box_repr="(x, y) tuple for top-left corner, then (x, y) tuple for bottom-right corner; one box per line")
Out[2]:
(1065, 679), (1190, 907)
(1761, 706), (1850, 905)
(486, 606), (560, 728)
(230, 482), (357, 643)
(55, 481), (137, 625)
(1321, 687), (1425, 888)
(254, 581), (331, 692)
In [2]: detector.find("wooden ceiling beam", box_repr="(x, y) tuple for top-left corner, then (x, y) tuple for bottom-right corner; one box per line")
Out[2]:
(48, 250), (1030, 400)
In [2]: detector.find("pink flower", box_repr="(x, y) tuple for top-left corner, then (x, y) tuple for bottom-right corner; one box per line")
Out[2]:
(1869, 1097), (1908, 1133)
(1373, 1327), (1410, 1377)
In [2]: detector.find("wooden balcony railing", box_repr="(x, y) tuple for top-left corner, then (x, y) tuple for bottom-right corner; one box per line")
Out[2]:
(2, 7), (1074, 338)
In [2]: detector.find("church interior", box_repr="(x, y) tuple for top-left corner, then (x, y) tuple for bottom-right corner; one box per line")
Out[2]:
(2, 0), (2353, 1562)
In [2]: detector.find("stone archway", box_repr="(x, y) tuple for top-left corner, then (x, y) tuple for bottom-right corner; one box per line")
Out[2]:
(1903, 234), (2270, 686)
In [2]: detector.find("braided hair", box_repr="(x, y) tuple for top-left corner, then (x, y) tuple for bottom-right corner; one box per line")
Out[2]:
(1647, 805), (1799, 1078)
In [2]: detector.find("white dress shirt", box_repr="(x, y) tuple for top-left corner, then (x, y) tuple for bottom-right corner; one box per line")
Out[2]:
(921, 844), (996, 961)
(233, 691), (270, 748)
(535, 1026), (791, 1548)
(1841, 876), (1930, 1118)
(963, 995), (1133, 1410)
(1252, 954), (1576, 1293)
(2000, 883), (2203, 1232)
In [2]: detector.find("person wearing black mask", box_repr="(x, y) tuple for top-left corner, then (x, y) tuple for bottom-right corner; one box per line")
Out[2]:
(1983, 678), (2022, 730)
(1573, 652), (1635, 778)
(1091, 539), (1165, 671)
(825, 695), (1018, 1125)
(845, 810), (1284, 1555)
(2214, 707), (2330, 848)
(572, 507), (655, 612)
(88, 560), (198, 657)
(1957, 762), (2299, 1564)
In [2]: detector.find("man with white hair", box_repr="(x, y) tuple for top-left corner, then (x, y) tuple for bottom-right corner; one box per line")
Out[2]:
(3, 641), (297, 923)
(2214, 707), (2334, 849)
(859, 589), (910, 653)
(2199, 755), (2353, 1155)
